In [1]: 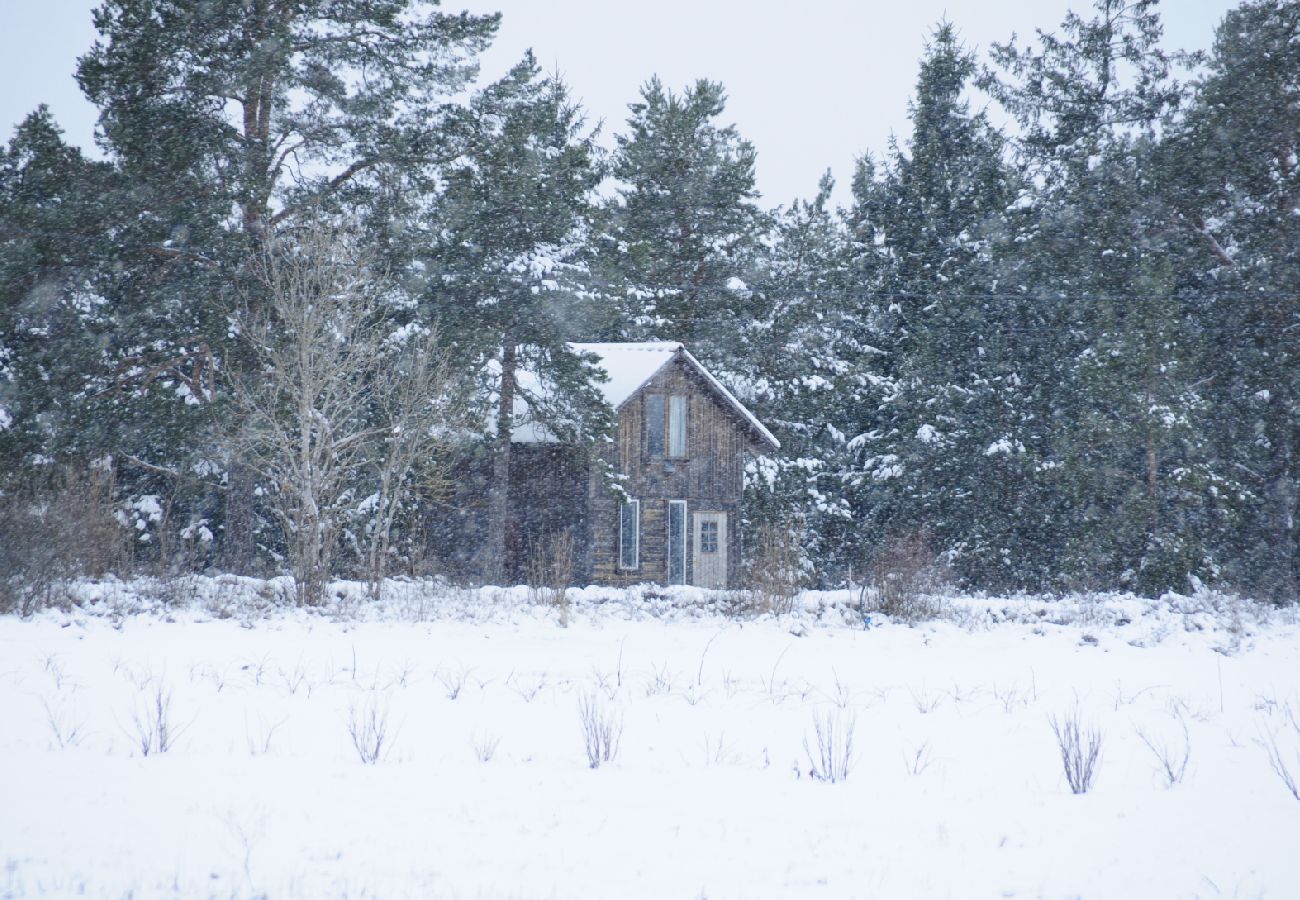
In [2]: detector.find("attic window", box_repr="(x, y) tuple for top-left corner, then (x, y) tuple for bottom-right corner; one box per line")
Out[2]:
(668, 396), (687, 457)
(645, 395), (665, 456)
(645, 393), (687, 458)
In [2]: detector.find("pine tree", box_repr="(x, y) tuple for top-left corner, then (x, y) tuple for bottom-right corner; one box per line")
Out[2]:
(421, 56), (611, 579)
(602, 78), (767, 369)
(76, 0), (498, 239)
(58, 0), (498, 571)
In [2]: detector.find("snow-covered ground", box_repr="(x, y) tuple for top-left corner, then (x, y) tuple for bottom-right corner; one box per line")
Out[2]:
(2, 579), (1298, 898)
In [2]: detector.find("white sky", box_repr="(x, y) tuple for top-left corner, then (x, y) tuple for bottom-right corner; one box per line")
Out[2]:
(3, 0), (1238, 207)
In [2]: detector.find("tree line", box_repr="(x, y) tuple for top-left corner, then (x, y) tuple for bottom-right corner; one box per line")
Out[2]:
(1, 0), (1296, 605)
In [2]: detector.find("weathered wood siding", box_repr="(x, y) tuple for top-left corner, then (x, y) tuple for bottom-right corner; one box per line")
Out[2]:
(588, 357), (753, 586)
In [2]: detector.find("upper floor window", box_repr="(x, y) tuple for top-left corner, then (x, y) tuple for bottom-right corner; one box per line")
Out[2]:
(645, 393), (688, 459)
(645, 395), (665, 457)
(668, 396), (687, 457)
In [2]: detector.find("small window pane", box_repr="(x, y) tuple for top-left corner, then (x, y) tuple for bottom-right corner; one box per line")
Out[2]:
(668, 396), (687, 457)
(700, 520), (719, 554)
(620, 500), (640, 569)
(645, 395), (665, 457)
(668, 501), (686, 584)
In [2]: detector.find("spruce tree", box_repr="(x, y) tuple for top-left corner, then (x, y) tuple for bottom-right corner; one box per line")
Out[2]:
(981, 0), (1231, 592)
(848, 23), (1027, 587)
(743, 173), (863, 584)
(1162, 0), (1300, 598)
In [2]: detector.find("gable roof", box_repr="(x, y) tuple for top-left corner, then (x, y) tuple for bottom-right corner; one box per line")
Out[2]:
(511, 341), (780, 451)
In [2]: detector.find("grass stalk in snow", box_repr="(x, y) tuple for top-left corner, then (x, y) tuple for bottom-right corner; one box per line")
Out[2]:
(1136, 715), (1191, 787)
(471, 732), (501, 763)
(347, 695), (394, 764)
(437, 664), (472, 700)
(245, 713), (288, 756)
(905, 740), (935, 776)
(644, 661), (673, 696)
(124, 677), (191, 756)
(578, 691), (622, 769)
(1049, 706), (1103, 794)
(1256, 710), (1300, 801)
(804, 708), (856, 783)
(42, 697), (85, 750)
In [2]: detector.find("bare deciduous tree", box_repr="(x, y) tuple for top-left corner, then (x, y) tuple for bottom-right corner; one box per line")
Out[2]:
(364, 327), (459, 599)
(229, 221), (459, 605)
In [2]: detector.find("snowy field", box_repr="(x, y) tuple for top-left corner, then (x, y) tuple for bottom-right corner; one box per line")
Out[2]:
(2, 579), (1299, 899)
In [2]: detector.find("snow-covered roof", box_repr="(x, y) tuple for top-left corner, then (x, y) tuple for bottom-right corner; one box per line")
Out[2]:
(570, 342), (683, 408)
(510, 341), (779, 451)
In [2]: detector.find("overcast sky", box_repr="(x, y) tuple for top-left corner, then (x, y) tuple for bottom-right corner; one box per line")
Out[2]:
(3, 0), (1239, 207)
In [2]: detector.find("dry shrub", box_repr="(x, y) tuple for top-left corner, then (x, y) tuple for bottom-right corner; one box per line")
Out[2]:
(861, 532), (946, 623)
(0, 463), (130, 615)
(527, 529), (576, 625)
(745, 518), (807, 616)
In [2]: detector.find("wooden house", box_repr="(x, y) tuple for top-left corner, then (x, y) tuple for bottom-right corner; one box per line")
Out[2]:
(506, 342), (780, 588)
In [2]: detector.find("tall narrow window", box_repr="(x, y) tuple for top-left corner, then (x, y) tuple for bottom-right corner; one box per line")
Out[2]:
(668, 501), (686, 584)
(645, 395), (665, 457)
(619, 499), (640, 570)
(668, 396), (687, 457)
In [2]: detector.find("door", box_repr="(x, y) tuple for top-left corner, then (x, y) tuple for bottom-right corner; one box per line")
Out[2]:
(692, 511), (727, 589)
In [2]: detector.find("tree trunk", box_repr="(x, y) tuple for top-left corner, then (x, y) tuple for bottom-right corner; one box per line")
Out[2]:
(221, 461), (257, 574)
(1264, 412), (1297, 601)
(486, 337), (517, 583)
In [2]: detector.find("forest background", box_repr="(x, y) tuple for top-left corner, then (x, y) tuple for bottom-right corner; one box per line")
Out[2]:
(1, 0), (1297, 605)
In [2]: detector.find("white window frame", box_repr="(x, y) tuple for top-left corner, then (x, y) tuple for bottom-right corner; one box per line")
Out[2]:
(668, 395), (687, 458)
(619, 499), (640, 570)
